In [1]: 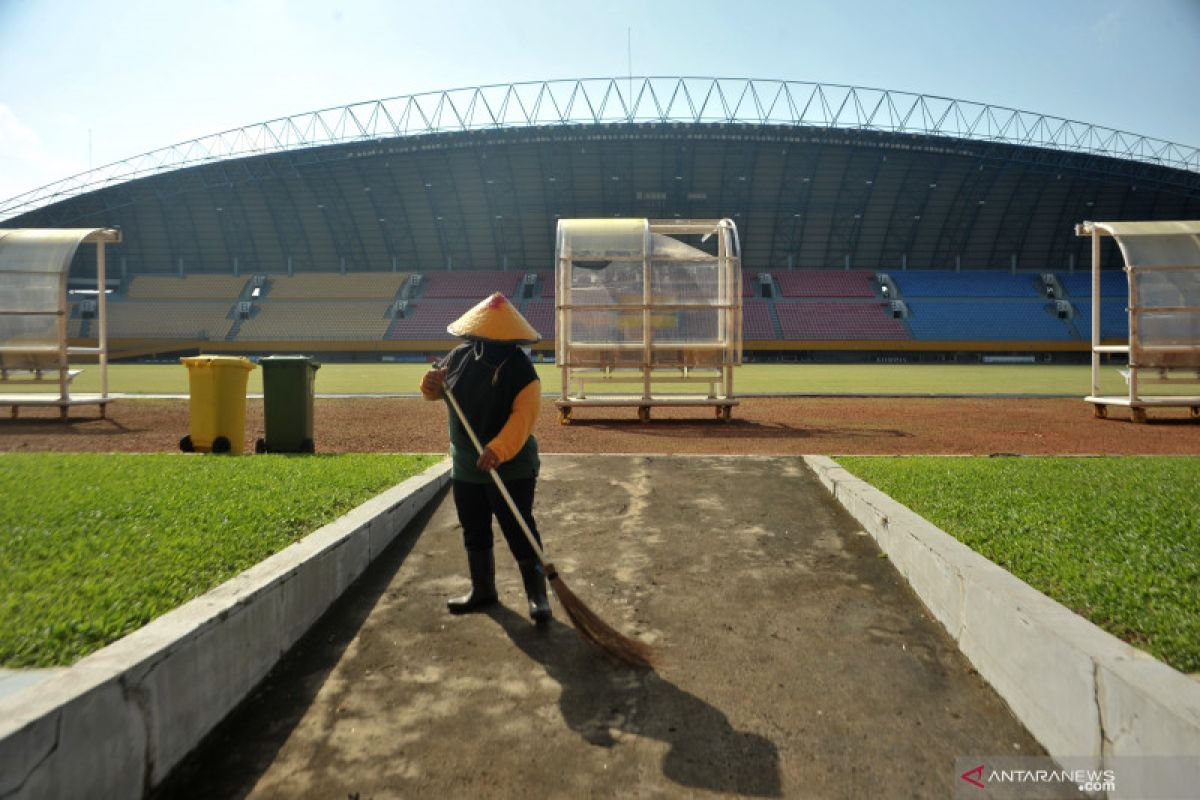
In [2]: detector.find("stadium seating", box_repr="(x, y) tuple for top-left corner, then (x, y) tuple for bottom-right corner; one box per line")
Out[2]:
(419, 271), (522, 299)
(1072, 301), (1128, 340)
(238, 302), (391, 340)
(772, 270), (877, 298)
(384, 301), (476, 340)
(1056, 271), (1127, 298)
(266, 273), (408, 300)
(776, 302), (909, 340)
(891, 271), (1042, 298)
(107, 266), (1119, 348)
(904, 301), (1073, 340)
(125, 275), (248, 300)
(742, 300), (776, 339)
(742, 271), (759, 297)
(521, 300), (556, 340)
(105, 301), (234, 340)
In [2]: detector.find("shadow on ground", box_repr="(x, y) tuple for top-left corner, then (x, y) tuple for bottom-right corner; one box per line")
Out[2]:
(487, 605), (782, 797)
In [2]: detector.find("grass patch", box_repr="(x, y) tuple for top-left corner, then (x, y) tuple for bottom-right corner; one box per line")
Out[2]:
(0, 452), (441, 667)
(835, 456), (1200, 674)
(18, 362), (1159, 397)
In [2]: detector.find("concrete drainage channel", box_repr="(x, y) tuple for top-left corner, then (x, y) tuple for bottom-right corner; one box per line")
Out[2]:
(805, 456), (1200, 799)
(0, 460), (451, 800)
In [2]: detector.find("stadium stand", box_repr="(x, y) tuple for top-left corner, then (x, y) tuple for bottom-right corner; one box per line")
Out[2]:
(98, 266), (1138, 350)
(1072, 301), (1129, 340)
(742, 300), (776, 339)
(105, 301), (233, 340)
(522, 299), (555, 340)
(776, 302), (909, 340)
(904, 301), (1073, 340)
(1056, 271), (1128, 298)
(742, 271), (759, 297)
(419, 271), (522, 299)
(237, 302), (391, 341)
(265, 273), (408, 300)
(125, 275), (248, 300)
(773, 270), (877, 298)
(384, 300), (476, 340)
(891, 271), (1042, 298)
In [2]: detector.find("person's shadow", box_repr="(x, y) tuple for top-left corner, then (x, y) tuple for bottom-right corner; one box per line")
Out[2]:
(486, 605), (782, 797)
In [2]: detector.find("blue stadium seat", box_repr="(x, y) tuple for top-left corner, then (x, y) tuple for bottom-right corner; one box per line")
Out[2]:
(1056, 271), (1127, 298)
(904, 301), (1074, 340)
(892, 271), (1042, 298)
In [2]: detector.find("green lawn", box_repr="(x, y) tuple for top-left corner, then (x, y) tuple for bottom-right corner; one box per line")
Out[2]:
(836, 456), (1200, 674)
(0, 452), (441, 667)
(5, 361), (1161, 397)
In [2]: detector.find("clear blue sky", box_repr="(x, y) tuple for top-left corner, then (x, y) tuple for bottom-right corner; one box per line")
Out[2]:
(1, 0), (1197, 202)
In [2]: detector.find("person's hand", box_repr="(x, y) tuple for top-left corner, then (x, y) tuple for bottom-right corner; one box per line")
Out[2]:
(476, 446), (500, 472)
(420, 366), (447, 398)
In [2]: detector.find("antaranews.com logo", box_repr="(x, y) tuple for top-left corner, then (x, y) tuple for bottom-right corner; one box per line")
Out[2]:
(958, 760), (1115, 795)
(955, 755), (1200, 799)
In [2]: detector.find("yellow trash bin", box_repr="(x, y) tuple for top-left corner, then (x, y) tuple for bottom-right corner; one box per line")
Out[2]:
(179, 355), (256, 454)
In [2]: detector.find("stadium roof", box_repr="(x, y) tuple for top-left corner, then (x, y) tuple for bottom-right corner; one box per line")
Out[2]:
(3, 76), (1199, 221)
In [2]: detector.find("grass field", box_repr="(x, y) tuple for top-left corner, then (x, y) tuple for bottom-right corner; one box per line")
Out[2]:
(4, 361), (1172, 397)
(0, 452), (440, 667)
(836, 456), (1200, 674)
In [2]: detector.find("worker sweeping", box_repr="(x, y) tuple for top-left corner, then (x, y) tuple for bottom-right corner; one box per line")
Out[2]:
(419, 292), (551, 624)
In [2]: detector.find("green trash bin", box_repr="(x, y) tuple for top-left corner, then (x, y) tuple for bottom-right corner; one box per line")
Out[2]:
(255, 355), (319, 453)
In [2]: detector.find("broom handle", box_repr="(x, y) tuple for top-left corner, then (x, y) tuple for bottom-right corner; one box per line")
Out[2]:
(443, 386), (548, 568)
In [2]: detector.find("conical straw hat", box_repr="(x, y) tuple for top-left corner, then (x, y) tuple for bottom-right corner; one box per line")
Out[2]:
(447, 292), (541, 344)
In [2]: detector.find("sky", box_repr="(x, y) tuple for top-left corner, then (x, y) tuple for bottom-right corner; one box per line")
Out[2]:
(1, 0), (1198, 203)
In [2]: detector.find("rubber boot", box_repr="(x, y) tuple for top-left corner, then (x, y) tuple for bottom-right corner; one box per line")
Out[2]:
(518, 560), (552, 624)
(447, 549), (498, 614)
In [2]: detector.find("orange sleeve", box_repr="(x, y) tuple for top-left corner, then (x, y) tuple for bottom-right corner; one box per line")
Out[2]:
(485, 380), (540, 462)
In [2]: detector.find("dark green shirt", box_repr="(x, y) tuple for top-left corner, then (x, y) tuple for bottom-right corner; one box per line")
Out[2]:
(441, 342), (540, 483)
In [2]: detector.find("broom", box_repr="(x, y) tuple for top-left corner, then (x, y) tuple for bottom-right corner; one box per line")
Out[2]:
(443, 385), (655, 670)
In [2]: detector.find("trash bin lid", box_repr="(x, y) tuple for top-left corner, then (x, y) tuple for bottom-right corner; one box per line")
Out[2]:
(181, 355), (256, 370)
(260, 355), (320, 369)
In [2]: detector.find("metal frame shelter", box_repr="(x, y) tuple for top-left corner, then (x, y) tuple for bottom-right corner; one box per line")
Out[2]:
(1077, 220), (1200, 422)
(555, 218), (741, 422)
(0, 228), (120, 418)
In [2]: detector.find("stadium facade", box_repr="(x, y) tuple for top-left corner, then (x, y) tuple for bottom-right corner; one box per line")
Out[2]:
(4, 78), (1199, 359)
(4, 78), (1198, 278)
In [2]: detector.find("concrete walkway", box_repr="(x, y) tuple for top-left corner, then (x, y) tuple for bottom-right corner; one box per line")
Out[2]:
(157, 455), (1043, 798)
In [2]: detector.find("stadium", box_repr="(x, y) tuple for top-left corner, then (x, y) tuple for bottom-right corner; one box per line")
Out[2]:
(3, 75), (1200, 800)
(4, 77), (1200, 361)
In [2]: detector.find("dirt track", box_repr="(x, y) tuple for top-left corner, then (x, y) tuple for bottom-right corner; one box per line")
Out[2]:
(2, 396), (1199, 455)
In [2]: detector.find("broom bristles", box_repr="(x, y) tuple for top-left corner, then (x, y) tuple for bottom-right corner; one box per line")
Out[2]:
(546, 568), (656, 670)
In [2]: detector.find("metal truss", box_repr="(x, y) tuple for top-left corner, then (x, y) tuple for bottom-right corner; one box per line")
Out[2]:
(4, 76), (1199, 221)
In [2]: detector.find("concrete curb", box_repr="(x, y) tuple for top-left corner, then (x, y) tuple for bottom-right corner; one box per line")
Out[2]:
(0, 459), (451, 800)
(804, 456), (1200, 798)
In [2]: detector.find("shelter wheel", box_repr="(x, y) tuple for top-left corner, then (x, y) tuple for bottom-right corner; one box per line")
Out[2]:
(558, 407), (572, 425)
(1093, 404), (1108, 420)
(638, 406), (650, 423)
(720, 405), (732, 421)
(1130, 408), (1147, 424)
(179, 435), (195, 453)
(1191, 406), (1200, 419)
(212, 436), (232, 453)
